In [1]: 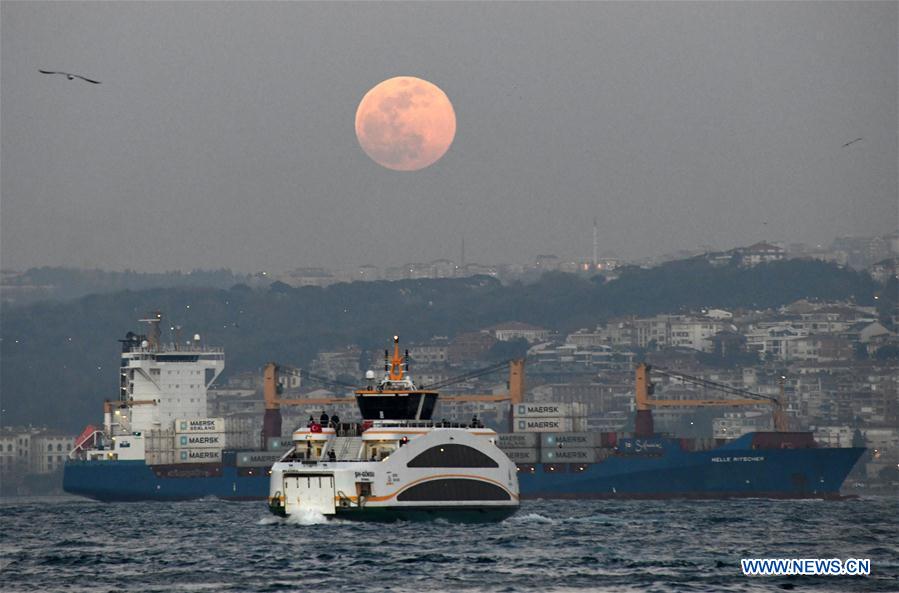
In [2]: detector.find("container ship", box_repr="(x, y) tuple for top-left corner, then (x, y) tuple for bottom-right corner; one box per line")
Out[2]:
(65, 318), (864, 502)
(501, 365), (864, 500)
(63, 313), (284, 501)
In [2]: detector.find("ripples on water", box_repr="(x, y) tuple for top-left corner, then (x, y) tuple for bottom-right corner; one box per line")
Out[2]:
(1, 497), (897, 592)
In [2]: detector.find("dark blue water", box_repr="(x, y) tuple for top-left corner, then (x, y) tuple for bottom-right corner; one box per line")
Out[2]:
(1, 497), (896, 592)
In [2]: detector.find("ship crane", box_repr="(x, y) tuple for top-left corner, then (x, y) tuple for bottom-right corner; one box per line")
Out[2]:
(634, 363), (787, 437)
(261, 363), (360, 447)
(261, 353), (526, 443)
(420, 359), (525, 405)
(418, 359), (525, 433)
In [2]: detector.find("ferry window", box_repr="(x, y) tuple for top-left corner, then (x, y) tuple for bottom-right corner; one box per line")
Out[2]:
(397, 478), (510, 502)
(407, 444), (498, 468)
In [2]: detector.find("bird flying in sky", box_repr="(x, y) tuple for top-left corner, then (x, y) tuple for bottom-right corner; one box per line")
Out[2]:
(39, 69), (101, 84)
(841, 137), (863, 148)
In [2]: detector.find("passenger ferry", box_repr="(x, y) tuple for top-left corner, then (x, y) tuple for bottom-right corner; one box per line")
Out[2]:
(268, 337), (520, 521)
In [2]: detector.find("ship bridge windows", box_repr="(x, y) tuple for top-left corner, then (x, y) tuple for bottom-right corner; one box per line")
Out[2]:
(157, 355), (200, 363)
(407, 444), (499, 468)
(397, 479), (510, 502)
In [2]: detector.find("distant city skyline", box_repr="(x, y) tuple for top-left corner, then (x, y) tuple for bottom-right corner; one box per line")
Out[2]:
(1, 228), (895, 277)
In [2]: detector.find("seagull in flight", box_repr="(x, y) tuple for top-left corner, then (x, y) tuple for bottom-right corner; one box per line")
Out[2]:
(39, 69), (101, 84)
(841, 137), (863, 148)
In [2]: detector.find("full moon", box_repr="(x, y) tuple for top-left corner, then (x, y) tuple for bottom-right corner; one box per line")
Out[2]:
(355, 76), (456, 171)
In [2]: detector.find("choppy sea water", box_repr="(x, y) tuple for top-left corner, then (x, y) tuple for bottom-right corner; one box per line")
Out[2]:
(1, 496), (897, 593)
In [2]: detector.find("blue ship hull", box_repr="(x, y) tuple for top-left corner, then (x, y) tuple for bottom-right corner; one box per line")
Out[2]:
(63, 459), (269, 502)
(518, 434), (865, 500)
(64, 434), (864, 502)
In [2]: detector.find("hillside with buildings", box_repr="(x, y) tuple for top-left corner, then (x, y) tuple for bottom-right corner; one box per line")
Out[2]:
(1, 252), (896, 493)
(3, 232), (896, 306)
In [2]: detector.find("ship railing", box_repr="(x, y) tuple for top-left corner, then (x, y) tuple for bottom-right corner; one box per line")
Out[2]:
(372, 420), (484, 429)
(304, 459), (372, 464)
(333, 423), (362, 438)
(280, 447), (370, 464)
(124, 344), (224, 354)
(68, 428), (106, 460)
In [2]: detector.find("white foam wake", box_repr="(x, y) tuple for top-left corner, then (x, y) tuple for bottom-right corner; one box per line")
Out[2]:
(507, 512), (557, 524)
(285, 508), (331, 525)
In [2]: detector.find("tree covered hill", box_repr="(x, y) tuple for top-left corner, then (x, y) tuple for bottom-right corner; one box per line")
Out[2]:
(0, 259), (879, 431)
(1, 267), (249, 305)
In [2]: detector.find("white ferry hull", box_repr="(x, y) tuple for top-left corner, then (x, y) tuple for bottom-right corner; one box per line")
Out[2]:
(269, 428), (519, 522)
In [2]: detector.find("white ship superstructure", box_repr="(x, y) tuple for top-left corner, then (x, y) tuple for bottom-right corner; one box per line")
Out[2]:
(119, 313), (224, 433)
(70, 312), (228, 464)
(64, 313), (313, 501)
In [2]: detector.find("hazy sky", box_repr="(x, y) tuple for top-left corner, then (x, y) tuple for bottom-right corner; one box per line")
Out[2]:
(2, 2), (896, 272)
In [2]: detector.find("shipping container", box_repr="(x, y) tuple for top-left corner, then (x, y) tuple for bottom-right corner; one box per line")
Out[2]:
(177, 448), (222, 463)
(145, 429), (176, 454)
(175, 433), (225, 449)
(236, 451), (286, 467)
(145, 450), (175, 465)
(515, 417), (574, 433)
(541, 432), (600, 448)
(514, 403), (586, 418)
(174, 418), (225, 434)
(501, 448), (539, 463)
(540, 448), (597, 463)
(225, 432), (258, 450)
(496, 433), (539, 448)
(224, 416), (258, 432)
(266, 437), (291, 451)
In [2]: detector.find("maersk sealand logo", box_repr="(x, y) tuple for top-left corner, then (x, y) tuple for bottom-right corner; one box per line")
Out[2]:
(180, 451), (188, 461)
(180, 436), (188, 446)
(180, 421), (187, 431)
